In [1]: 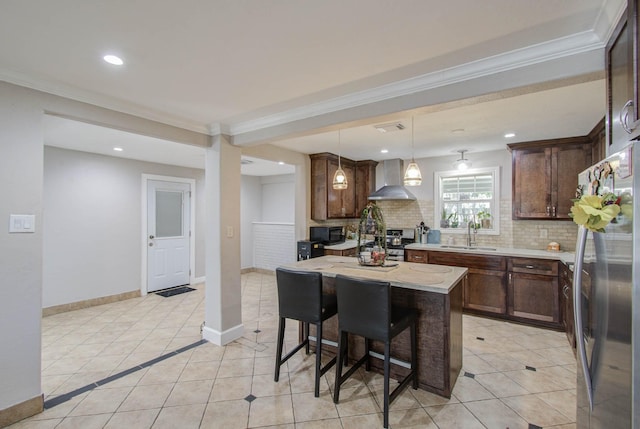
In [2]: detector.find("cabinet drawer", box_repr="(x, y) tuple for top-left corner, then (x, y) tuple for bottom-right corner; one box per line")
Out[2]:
(405, 250), (427, 264)
(509, 258), (558, 276)
(428, 251), (506, 271)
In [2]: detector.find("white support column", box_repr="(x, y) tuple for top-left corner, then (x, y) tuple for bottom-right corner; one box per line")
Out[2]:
(202, 134), (243, 345)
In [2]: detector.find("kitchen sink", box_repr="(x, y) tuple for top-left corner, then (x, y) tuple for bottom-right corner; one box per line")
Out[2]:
(439, 245), (497, 251)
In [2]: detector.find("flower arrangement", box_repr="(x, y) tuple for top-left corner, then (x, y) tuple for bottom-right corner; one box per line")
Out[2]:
(570, 193), (621, 232)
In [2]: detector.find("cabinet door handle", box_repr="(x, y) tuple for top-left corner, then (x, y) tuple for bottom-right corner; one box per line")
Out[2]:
(562, 285), (570, 298)
(508, 273), (512, 283)
(621, 99), (635, 134)
(546, 206), (551, 216)
(552, 206), (557, 217)
(525, 265), (535, 269)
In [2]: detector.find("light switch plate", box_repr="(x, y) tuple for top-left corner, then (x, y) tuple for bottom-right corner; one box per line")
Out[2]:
(9, 214), (36, 233)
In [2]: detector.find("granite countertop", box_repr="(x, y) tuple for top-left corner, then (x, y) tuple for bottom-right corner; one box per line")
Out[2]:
(405, 243), (575, 264)
(283, 255), (467, 294)
(323, 239), (359, 250)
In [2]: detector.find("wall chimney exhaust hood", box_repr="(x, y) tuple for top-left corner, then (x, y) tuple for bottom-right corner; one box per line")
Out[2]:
(368, 159), (417, 200)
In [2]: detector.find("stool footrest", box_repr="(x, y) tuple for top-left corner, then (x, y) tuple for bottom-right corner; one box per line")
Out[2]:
(389, 369), (417, 404)
(280, 339), (309, 364)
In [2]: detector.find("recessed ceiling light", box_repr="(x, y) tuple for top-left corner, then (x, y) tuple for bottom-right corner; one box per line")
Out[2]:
(504, 132), (516, 138)
(278, 161), (285, 165)
(113, 147), (123, 152)
(103, 55), (124, 66)
(380, 149), (389, 154)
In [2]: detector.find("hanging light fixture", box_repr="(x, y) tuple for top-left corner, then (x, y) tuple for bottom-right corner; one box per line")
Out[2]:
(333, 130), (348, 190)
(403, 117), (422, 186)
(453, 149), (472, 170)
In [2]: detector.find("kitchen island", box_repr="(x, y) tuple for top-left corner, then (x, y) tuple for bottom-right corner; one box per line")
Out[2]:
(283, 255), (467, 398)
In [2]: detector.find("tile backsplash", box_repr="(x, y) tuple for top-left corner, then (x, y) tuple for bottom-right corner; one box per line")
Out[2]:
(310, 199), (578, 252)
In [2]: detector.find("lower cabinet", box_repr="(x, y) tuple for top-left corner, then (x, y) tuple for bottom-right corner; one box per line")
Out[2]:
(405, 249), (562, 328)
(324, 247), (357, 257)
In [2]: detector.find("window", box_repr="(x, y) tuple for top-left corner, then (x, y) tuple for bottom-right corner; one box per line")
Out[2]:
(434, 167), (500, 234)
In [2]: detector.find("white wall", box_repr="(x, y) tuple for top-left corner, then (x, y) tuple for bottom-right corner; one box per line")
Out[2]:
(0, 82), (43, 413)
(261, 174), (295, 222)
(241, 175), (262, 269)
(43, 146), (206, 308)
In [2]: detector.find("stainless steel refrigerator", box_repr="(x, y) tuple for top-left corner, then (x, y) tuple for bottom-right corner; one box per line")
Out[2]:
(573, 142), (637, 428)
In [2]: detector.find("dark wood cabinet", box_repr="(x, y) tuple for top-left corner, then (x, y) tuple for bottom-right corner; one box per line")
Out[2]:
(324, 246), (357, 257)
(509, 138), (591, 220)
(405, 249), (428, 264)
(355, 160), (378, 218)
(507, 258), (560, 325)
(606, 1), (640, 153)
(425, 251), (508, 317)
(560, 262), (576, 352)
(589, 118), (606, 164)
(310, 153), (376, 220)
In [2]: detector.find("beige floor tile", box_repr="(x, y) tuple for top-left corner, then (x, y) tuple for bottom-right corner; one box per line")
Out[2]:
(78, 354), (126, 373)
(369, 384), (421, 411)
(189, 344), (225, 362)
(178, 360), (220, 382)
(222, 343), (257, 360)
(475, 372), (530, 397)
(50, 371), (111, 396)
(118, 383), (174, 412)
(389, 407), (438, 428)
(151, 403), (206, 429)
(450, 374), (494, 402)
(536, 389), (577, 420)
(334, 386), (380, 418)
(475, 352), (525, 371)
(201, 399), (250, 429)
(69, 386), (133, 416)
(103, 409), (160, 429)
(464, 398), (529, 429)
(410, 388), (459, 407)
(55, 414), (113, 429)
(254, 355), (276, 375)
(503, 368), (568, 393)
(252, 373), (293, 397)
(164, 379), (214, 406)
(7, 417), (63, 428)
(247, 395), (294, 428)
(137, 361), (186, 385)
(461, 354), (498, 374)
(291, 390), (339, 422)
(294, 418), (343, 429)
(217, 357), (255, 378)
(210, 375), (253, 402)
(425, 403), (485, 429)
(502, 394), (573, 427)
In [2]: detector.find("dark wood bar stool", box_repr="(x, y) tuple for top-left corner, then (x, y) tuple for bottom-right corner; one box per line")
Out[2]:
(274, 267), (338, 397)
(333, 274), (418, 429)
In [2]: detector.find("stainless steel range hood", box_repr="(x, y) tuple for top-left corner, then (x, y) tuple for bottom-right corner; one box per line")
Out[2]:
(368, 159), (417, 200)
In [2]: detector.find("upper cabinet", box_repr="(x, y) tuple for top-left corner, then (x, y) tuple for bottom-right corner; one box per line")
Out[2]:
(606, 1), (640, 153)
(310, 153), (377, 220)
(509, 138), (592, 220)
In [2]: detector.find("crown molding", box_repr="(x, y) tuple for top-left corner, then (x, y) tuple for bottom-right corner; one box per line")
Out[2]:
(227, 30), (605, 137)
(0, 70), (211, 135)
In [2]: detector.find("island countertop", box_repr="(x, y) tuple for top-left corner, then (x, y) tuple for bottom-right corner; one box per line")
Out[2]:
(285, 255), (467, 294)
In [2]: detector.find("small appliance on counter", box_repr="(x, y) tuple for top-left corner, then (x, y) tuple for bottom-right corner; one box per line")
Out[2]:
(427, 229), (441, 244)
(297, 240), (324, 261)
(309, 226), (344, 245)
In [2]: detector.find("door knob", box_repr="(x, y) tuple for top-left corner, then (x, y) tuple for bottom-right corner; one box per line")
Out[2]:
(149, 235), (155, 239)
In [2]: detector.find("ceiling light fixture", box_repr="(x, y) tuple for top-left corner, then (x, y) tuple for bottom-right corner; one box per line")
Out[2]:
(453, 149), (472, 170)
(374, 122), (405, 133)
(333, 130), (348, 190)
(113, 147), (123, 152)
(504, 132), (516, 138)
(103, 54), (124, 66)
(380, 149), (389, 154)
(403, 117), (422, 186)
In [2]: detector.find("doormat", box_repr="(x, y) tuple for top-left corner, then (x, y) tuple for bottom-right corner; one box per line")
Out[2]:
(156, 286), (195, 298)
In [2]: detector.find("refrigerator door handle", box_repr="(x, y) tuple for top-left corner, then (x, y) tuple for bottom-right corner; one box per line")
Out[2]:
(573, 226), (593, 411)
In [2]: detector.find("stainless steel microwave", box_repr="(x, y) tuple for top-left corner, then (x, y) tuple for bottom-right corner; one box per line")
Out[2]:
(309, 226), (344, 245)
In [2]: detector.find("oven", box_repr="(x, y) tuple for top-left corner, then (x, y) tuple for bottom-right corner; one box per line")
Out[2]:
(362, 228), (414, 261)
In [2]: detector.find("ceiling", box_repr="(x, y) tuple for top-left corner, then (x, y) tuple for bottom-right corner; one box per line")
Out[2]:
(1, 1), (623, 173)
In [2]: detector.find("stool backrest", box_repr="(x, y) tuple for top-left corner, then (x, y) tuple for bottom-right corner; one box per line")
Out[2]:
(335, 274), (391, 341)
(275, 268), (323, 323)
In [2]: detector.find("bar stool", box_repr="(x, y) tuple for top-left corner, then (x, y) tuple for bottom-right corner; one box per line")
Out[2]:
(333, 274), (418, 429)
(274, 267), (338, 397)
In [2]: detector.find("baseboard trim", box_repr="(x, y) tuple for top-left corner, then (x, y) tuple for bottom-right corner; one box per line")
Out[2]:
(192, 276), (206, 285)
(0, 394), (43, 427)
(202, 323), (244, 346)
(42, 290), (141, 317)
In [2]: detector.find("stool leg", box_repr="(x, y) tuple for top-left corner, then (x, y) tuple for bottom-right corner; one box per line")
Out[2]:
(274, 317), (286, 382)
(383, 341), (391, 429)
(304, 322), (310, 355)
(333, 330), (346, 404)
(411, 321), (418, 389)
(365, 338), (371, 371)
(314, 322), (322, 397)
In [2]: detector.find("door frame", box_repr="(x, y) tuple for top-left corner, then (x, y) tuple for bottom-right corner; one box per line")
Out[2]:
(141, 174), (196, 296)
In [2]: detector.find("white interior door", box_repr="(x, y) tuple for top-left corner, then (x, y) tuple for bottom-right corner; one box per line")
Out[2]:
(147, 180), (190, 292)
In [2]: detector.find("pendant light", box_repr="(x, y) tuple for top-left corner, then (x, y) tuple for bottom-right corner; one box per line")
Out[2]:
(453, 149), (472, 170)
(333, 130), (348, 190)
(403, 117), (423, 186)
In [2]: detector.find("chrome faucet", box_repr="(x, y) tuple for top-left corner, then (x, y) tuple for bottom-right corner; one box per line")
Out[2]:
(467, 215), (478, 247)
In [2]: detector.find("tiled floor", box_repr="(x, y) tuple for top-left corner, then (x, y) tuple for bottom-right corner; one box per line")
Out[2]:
(10, 272), (577, 428)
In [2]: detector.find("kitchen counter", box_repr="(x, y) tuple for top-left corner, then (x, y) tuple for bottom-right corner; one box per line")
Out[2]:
(405, 243), (575, 264)
(282, 255), (465, 397)
(323, 239), (358, 250)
